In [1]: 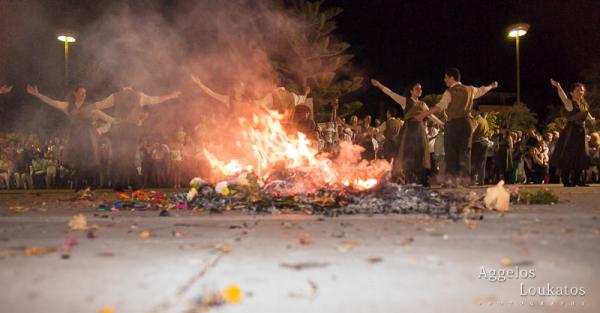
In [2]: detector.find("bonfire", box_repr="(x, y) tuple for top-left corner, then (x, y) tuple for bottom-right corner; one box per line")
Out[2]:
(202, 109), (390, 194)
(174, 109), (484, 219)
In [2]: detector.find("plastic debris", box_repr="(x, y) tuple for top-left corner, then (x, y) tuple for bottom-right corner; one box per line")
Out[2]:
(77, 188), (95, 200)
(484, 180), (510, 212)
(25, 247), (58, 256)
(8, 206), (31, 213)
(140, 231), (151, 239)
(393, 237), (414, 246)
(116, 193), (130, 200)
(222, 284), (243, 304)
(68, 214), (92, 230)
(280, 261), (329, 270)
(367, 256), (383, 263)
(63, 236), (77, 253)
(299, 235), (311, 245)
(215, 244), (234, 253)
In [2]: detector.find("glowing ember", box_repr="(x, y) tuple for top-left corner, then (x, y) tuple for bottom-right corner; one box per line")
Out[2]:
(202, 109), (390, 193)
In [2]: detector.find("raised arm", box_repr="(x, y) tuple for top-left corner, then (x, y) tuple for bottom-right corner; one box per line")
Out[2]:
(0, 85), (13, 94)
(371, 79), (406, 110)
(191, 75), (229, 105)
(550, 79), (573, 112)
(426, 111), (444, 127)
(91, 109), (116, 124)
(94, 93), (115, 110)
(473, 81), (498, 99)
(413, 90), (451, 122)
(139, 90), (181, 107)
(26, 84), (69, 113)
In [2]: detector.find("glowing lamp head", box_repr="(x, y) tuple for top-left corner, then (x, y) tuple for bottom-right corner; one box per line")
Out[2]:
(57, 35), (76, 43)
(507, 23), (529, 38)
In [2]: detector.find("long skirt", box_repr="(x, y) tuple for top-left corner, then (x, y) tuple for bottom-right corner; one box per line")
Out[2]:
(63, 121), (100, 172)
(550, 121), (590, 171)
(392, 120), (430, 183)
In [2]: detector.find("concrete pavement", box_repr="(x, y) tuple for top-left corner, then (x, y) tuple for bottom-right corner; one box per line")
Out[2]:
(1, 185), (599, 313)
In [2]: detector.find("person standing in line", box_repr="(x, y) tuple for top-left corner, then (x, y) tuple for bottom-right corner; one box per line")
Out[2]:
(470, 106), (490, 185)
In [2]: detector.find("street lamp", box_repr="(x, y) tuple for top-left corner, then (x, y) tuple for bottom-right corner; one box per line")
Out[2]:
(57, 33), (76, 85)
(507, 23), (529, 105)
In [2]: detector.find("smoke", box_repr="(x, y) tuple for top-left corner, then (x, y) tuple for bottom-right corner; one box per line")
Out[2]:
(3, 0), (384, 184)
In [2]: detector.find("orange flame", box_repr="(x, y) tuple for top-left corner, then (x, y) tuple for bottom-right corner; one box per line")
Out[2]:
(202, 109), (390, 193)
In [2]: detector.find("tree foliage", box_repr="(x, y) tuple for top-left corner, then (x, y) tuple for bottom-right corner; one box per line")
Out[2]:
(498, 103), (538, 131)
(485, 111), (501, 136)
(270, 0), (363, 121)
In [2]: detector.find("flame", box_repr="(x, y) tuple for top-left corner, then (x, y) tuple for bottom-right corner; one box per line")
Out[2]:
(353, 178), (378, 190)
(202, 109), (390, 193)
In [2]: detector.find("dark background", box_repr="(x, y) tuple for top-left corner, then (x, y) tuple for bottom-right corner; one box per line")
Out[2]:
(1, 0), (599, 133)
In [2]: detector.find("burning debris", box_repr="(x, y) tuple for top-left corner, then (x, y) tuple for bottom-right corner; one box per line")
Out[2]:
(201, 109), (391, 193)
(169, 108), (484, 219)
(173, 174), (482, 219)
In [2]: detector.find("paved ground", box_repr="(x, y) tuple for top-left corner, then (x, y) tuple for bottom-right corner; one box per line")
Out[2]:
(1, 185), (599, 313)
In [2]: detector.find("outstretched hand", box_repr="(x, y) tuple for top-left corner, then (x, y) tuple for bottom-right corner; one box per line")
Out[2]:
(190, 74), (203, 86)
(489, 81), (499, 89)
(413, 112), (426, 122)
(370, 79), (382, 88)
(550, 78), (560, 88)
(303, 86), (311, 97)
(26, 84), (39, 96)
(0, 85), (13, 94)
(171, 90), (182, 98)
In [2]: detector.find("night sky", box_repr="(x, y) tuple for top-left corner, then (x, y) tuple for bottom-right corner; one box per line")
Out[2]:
(1, 0), (599, 131)
(335, 0), (600, 120)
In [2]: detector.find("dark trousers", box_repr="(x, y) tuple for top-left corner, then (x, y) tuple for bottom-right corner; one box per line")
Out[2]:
(471, 141), (487, 185)
(561, 169), (585, 186)
(110, 124), (140, 190)
(444, 118), (473, 180)
(548, 166), (560, 184)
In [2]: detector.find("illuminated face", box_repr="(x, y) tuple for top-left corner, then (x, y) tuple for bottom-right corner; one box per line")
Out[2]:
(570, 85), (586, 102)
(410, 84), (423, 99)
(73, 87), (87, 107)
(443, 74), (454, 87)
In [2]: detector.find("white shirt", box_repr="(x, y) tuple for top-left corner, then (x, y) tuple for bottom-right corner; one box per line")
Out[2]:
(434, 82), (493, 110)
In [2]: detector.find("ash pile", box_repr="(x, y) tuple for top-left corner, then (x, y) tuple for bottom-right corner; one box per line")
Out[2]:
(172, 175), (484, 219)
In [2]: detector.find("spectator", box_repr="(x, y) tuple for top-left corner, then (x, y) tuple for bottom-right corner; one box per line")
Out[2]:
(0, 151), (14, 189)
(45, 152), (58, 188)
(31, 152), (47, 189)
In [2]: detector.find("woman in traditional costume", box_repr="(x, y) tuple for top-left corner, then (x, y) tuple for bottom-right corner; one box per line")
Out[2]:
(549, 79), (595, 186)
(27, 85), (117, 190)
(372, 79), (443, 185)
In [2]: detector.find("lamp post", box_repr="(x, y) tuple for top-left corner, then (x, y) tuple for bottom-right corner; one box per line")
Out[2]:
(507, 23), (529, 105)
(57, 33), (76, 85)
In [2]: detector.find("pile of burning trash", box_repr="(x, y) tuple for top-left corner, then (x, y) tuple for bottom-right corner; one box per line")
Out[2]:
(172, 110), (490, 219)
(172, 175), (485, 219)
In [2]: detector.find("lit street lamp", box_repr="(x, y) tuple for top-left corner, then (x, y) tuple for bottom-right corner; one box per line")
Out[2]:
(507, 23), (529, 105)
(57, 33), (76, 85)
